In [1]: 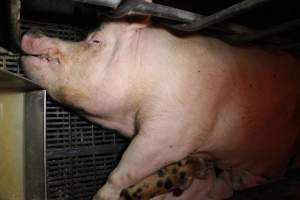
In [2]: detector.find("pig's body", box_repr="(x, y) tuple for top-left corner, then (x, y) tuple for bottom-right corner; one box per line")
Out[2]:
(21, 21), (300, 200)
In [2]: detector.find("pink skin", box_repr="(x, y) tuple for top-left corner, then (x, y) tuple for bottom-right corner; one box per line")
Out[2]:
(21, 19), (300, 200)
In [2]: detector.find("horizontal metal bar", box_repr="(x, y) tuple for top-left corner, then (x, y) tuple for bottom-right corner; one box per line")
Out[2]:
(47, 144), (127, 159)
(231, 19), (300, 43)
(168, 0), (272, 32)
(0, 68), (42, 91)
(0, 47), (14, 55)
(47, 174), (111, 183)
(72, 0), (122, 8)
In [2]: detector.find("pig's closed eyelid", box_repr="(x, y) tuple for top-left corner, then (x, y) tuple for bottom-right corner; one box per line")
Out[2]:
(87, 39), (103, 47)
(92, 40), (101, 44)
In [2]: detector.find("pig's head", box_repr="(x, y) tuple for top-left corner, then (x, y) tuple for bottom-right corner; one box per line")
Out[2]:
(21, 27), (122, 110)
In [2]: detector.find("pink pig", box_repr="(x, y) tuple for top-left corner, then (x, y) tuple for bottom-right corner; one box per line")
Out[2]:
(21, 15), (300, 200)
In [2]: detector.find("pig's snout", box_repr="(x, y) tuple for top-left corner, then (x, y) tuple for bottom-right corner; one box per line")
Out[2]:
(21, 31), (54, 56)
(22, 28), (45, 39)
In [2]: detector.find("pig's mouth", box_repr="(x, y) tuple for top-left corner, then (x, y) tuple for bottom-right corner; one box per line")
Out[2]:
(21, 53), (60, 65)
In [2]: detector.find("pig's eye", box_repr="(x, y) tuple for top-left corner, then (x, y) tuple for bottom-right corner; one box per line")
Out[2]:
(92, 39), (101, 44)
(87, 38), (103, 47)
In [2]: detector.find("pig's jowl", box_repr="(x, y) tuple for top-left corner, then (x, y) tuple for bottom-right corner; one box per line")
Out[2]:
(21, 19), (300, 200)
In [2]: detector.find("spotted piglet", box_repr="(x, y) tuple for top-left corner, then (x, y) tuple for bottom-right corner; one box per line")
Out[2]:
(121, 156), (213, 200)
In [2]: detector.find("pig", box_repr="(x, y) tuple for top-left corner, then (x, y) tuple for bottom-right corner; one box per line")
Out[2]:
(21, 17), (300, 200)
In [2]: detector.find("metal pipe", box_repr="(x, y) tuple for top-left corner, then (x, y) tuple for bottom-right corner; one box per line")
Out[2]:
(0, 0), (21, 52)
(134, 1), (197, 23)
(107, 0), (198, 23)
(75, 0), (294, 43)
(71, 0), (258, 35)
(231, 19), (300, 43)
(72, 0), (122, 8)
(105, 0), (254, 35)
(168, 0), (272, 32)
(105, 0), (143, 18)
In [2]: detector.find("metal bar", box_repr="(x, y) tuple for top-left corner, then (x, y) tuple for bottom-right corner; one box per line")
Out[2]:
(231, 19), (300, 43)
(47, 144), (127, 159)
(134, 1), (197, 23)
(25, 90), (47, 200)
(105, 0), (143, 18)
(168, 0), (272, 32)
(105, 0), (254, 35)
(0, 0), (21, 52)
(70, 1), (299, 48)
(0, 68), (42, 91)
(72, 0), (122, 8)
(0, 46), (14, 55)
(8, 0), (21, 51)
(106, 0), (198, 23)
(73, 0), (256, 35)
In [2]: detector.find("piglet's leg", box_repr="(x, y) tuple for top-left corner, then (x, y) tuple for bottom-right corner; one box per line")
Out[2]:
(120, 156), (206, 200)
(152, 169), (218, 200)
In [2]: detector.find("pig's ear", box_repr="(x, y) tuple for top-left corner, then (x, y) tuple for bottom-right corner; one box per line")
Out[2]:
(126, 16), (150, 31)
(126, 0), (152, 30)
(86, 31), (104, 47)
